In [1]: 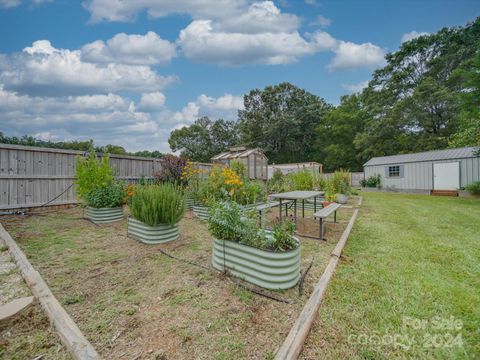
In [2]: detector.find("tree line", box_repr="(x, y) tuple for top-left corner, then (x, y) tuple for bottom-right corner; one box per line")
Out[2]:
(170, 18), (480, 171)
(0, 132), (163, 158)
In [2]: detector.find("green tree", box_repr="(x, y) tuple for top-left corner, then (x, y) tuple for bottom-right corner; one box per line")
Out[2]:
(355, 18), (480, 159)
(238, 82), (331, 163)
(315, 94), (367, 171)
(0, 132), (93, 151)
(132, 150), (163, 158)
(168, 116), (238, 162)
(98, 144), (127, 155)
(450, 51), (480, 148)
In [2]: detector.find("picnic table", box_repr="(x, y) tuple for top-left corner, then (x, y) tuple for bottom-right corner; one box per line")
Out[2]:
(269, 191), (324, 225)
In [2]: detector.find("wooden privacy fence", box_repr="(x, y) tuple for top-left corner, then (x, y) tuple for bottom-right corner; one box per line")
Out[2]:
(0, 144), (162, 210)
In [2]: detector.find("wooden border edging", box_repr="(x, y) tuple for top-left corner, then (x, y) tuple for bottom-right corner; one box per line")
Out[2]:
(274, 203), (361, 360)
(0, 223), (100, 360)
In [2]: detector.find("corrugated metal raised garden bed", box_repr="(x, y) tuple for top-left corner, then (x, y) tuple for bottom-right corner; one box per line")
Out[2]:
(212, 234), (301, 290)
(193, 204), (210, 221)
(127, 217), (179, 244)
(84, 206), (123, 224)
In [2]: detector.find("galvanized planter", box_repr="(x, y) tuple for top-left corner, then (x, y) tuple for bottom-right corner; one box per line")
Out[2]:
(193, 204), (210, 221)
(212, 235), (301, 290)
(127, 217), (179, 244)
(336, 194), (349, 204)
(242, 202), (265, 211)
(85, 206), (123, 224)
(185, 197), (194, 209)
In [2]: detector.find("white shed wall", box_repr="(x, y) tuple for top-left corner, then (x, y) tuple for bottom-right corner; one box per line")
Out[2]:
(364, 157), (480, 190)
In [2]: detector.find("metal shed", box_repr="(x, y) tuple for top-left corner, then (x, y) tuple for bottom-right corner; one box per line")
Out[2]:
(363, 147), (480, 193)
(211, 146), (268, 180)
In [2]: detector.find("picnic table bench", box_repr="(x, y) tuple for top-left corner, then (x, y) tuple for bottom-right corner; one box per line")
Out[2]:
(256, 200), (291, 227)
(313, 203), (342, 240)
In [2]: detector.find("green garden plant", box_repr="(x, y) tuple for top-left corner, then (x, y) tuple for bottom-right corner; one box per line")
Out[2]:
(361, 174), (381, 188)
(465, 181), (480, 196)
(75, 146), (114, 201)
(329, 169), (352, 195)
(270, 220), (297, 252)
(229, 160), (248, 181)
(195, 165), (266, 206)
(130, 184), (185, 226)
(208, 200), (298, 252)
(288, 169), (313, 191)
(84, 183), (125, 208)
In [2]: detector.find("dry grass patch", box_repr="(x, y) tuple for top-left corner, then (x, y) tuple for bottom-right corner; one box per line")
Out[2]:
(1, 198), (357, 359)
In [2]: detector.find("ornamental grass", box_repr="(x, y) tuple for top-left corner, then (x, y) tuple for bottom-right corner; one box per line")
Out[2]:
(130, 183), (185, 226)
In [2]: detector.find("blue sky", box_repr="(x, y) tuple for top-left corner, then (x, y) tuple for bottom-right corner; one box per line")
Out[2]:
(0, 0), (479, 152)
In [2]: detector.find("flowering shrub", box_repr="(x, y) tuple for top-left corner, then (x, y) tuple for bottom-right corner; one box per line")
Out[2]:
(124, 183), (136, 202)
(229, 160), (247, 181)
(154, 154), (187, 185)
(195, 164), (266, 205)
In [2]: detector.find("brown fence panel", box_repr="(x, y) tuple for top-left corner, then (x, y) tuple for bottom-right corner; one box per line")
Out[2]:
(0, 144), (162, 210)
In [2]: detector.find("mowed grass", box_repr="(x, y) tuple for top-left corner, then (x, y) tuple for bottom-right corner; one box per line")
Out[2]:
(301, 192), (480, 359)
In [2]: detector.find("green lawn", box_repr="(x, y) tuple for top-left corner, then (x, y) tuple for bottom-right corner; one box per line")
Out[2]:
(301, 192), (480, 359)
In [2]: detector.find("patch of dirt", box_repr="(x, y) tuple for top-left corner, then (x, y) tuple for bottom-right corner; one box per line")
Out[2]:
(1, 200), (357, 359)
(0, 241), (70, 359)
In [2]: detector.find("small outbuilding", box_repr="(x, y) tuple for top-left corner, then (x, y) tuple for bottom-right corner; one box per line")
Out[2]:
(211, 146), (268, 180)
(363, 147), (480, 193)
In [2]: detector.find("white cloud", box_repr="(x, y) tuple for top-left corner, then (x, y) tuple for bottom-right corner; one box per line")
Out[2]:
(401, 31), (429, 43)
(342, 80), (369, 93)
(196, 93), (244, 119)
(216, 1), (300, 34)
(173, 101), (200, 124)
(178, 20), (316, 66)
(0, 0), (21, 7)
(83, 0), (247, 23)
(329, 41), (386, 70)
(0, 86), (243, 152)
(138, 92), (166, 112)
(0, 40), (176, 96)
(0, 85), (130, 113)
(197, 93), (244, 112)
(310, 31), (337, 51)
(0, 0), (51, 7)
(172, 93), (243, 124)
(312, 15), (331, 28)
(81, 32), (176, 65)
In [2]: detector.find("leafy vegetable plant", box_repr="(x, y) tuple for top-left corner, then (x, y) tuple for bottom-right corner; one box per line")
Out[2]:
(84, 183), (125, 208)
(208, 200), (298, 252)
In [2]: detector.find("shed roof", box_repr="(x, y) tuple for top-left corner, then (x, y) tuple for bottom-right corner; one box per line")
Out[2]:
(211, 148), (266, 161)
(364, 147), (479, 166)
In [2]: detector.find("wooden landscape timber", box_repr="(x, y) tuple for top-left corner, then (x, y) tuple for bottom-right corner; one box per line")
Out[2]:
(0, 223), (100, 360)
(274, 198), (361, 360)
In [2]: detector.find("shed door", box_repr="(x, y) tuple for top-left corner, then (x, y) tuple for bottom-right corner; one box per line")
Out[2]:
(433, 162), (460, 190)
